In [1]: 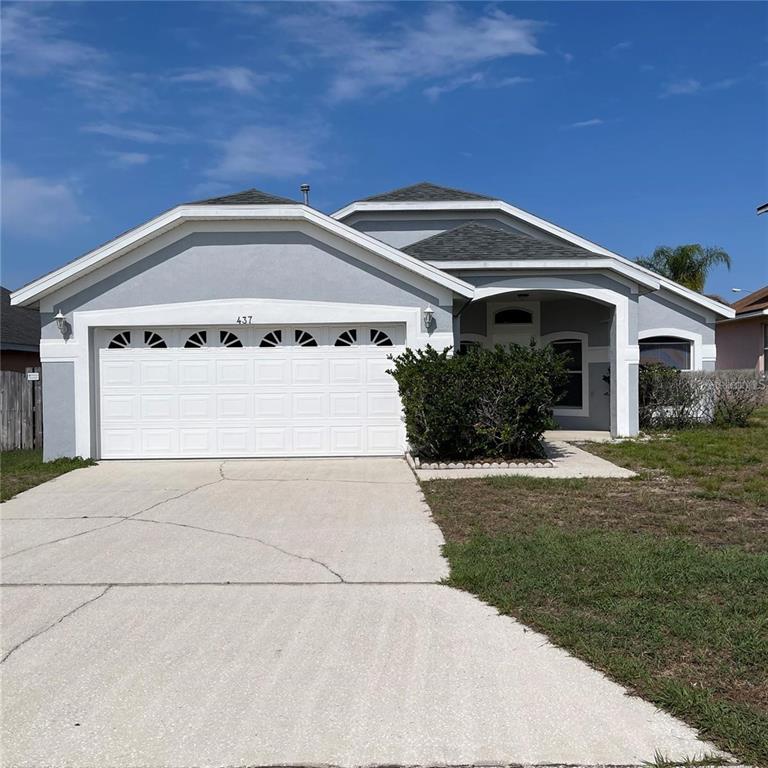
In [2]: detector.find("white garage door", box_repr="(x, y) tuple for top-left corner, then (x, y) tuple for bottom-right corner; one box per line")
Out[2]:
(97, 324), (406, 458)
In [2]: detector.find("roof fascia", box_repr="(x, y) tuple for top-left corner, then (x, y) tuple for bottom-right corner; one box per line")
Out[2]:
(332, 199), (735, 317)
(11, 205), (474, 307)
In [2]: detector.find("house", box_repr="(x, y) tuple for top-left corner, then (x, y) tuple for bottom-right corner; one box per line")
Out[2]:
(716, 285), (768, 372)
(10, 182), (734, 461)
(1, 286), (41, 372)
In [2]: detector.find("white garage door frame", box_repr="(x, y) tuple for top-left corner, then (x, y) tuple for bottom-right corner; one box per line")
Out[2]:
(97, 323), (407, 459)
(40, 298), (452, 459)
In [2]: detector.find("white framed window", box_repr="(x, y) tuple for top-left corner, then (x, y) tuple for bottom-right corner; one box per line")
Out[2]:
(542, 332), (589, 417)
(639, 336), (692, 370)
(487, 300), (540, 346)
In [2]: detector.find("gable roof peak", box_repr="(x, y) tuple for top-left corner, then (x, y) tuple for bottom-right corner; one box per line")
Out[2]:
(186, 187), (299, 206)
(360, 181), (495, 203)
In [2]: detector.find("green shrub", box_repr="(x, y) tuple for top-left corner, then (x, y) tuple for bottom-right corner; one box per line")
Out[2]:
(639, 363), (765, 430)
(388, 344), (568, 460)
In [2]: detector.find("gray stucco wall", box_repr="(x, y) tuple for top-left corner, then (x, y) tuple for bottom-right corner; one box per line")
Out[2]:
(42, 362), (76, 461)
(638, 290), (715, 343)
(42, 230), (453, 337)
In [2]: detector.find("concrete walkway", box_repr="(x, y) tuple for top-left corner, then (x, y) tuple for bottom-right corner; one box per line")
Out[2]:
(1, 458), (714, 767)
(415, 438), (637, 480)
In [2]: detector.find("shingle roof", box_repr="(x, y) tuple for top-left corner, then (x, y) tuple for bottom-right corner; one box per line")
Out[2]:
(187, 188), (299, 205)
(1, 286), (40, 350)
(732, 285), (768, 313)
(361, 182), (495, 203)
(403, 222), (600, 262)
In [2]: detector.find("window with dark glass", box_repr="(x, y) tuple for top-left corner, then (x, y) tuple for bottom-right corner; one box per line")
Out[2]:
(551, 339), (583, 408)
(639, 336), (691, 370)
(494, 308), (533, 325)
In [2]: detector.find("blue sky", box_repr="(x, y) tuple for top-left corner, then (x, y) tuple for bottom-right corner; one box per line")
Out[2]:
(2, 1), (766, 298)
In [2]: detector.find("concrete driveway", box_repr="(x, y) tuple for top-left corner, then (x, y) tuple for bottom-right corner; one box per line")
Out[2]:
(1, 458), (714, 767)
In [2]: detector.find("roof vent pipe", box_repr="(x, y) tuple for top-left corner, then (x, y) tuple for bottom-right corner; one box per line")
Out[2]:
(300, 183), (310, 205)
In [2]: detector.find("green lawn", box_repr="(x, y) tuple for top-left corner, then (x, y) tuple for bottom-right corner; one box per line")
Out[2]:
(422, 408), (768, 766)
(1, 450), (95, 502)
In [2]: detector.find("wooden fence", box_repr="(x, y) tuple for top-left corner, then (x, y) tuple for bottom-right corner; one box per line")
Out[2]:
(1, 368), (43, 451)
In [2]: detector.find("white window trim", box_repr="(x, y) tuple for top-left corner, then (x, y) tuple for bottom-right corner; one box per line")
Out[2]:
(541, 331), (590, 417)
(487, 300), (540, 346)
(638, 328), (704, 370)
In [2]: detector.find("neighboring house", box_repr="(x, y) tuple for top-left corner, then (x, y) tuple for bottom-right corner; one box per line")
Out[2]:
(1, 286), (40, 372)
(11, 182), (734, 460)
(716, 285), (768, 372)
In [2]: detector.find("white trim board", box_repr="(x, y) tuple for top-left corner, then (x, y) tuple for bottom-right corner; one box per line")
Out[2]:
(332, 199), (734, 319)
(12, 205), (474, 307)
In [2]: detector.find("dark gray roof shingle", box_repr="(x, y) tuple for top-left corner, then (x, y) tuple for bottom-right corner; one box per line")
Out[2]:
(1, 287), (40, 350)
(187, 188), (299, 205)
(403, 222), (600, 262)
(361, 182), (494, 203)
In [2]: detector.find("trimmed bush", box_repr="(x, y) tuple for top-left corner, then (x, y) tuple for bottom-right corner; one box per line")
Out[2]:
(639, 363), (766, 429)
(388, 344), (568, 461)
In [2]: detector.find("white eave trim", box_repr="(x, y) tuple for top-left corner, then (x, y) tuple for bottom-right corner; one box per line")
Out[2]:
(717, 308), (768, 322)
(332, 199), (735, 318)
(424, 258), (661, 290)
(11, 204), (474, 307)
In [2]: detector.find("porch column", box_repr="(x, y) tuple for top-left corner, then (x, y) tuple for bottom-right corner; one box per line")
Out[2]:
(610, 294), (640, 437)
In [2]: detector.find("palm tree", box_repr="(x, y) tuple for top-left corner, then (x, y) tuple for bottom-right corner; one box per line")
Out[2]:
(636, 244), (731, 293)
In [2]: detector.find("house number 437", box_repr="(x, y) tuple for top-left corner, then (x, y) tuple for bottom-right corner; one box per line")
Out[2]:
(236, 316), (253, 324)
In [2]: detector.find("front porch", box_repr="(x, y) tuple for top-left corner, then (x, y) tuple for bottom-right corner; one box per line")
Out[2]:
(453, 287), (639, 436)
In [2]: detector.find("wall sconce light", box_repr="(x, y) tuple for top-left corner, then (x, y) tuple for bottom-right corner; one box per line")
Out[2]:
(423, 305), (434, 329)
(54, 310), (67, 336)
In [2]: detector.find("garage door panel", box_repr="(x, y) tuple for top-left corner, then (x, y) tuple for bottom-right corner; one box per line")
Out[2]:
(329, 359), (364, 385)
(292, 393), (327, 418)
(254, 393), (290, 419)
(178, 360), (213, 386)
(140, 361), (175, 386)
(179, 394), (213, 420)
(216, 359), (250, 385)
(366, 358), (393, 384)
(140, 395), (176, 420)
(293, 427), (327, 453)
(216, 393), (251, 420)
(330, 426), (363, 453)
(329, 392), (363, 418)
(255, 428), (289, 453)
(179, 429), (213, 454)
(217, 429), (250, 454)
(99, 324), (405, 458)
(102, 361), (137, 387)
(141, 429), (176, 454)
(291, 359), (326, 386)
(102, 395), (137, 421)
(254, 359), (289, 386)
(101, 428), (138, 455)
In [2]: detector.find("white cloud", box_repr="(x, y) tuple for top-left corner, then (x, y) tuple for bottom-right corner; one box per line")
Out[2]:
(661, 78), (702, 97)
(206, 125), (326, 181)
(273, 4), (543, 101)
(104, 151), (151, 168)
(660, 76), (740, 97)
(170, 66), (273, 94)
(0, 3), (103, 77)
(1, 4), (145, 112)
(1, 167), (89, 238)
(569, 118), (605, 129)
(82, 123), (187, 144)
(424, 72), (530, 100)
(609, 41), (633, 54)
